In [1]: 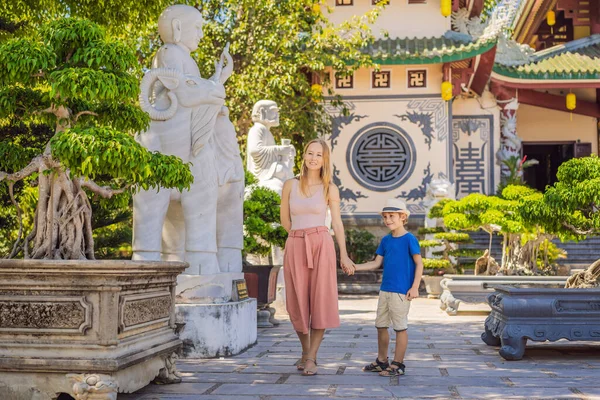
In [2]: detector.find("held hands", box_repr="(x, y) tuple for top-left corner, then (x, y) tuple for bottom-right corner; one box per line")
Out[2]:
(406, 286), (419, 301)
(340, 255), (356, 276)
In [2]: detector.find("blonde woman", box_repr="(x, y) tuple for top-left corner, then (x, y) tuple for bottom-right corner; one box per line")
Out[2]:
(280, 138), (356, 376)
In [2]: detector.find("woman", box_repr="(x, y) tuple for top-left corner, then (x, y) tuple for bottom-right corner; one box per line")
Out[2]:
(280, 138), (356, 376)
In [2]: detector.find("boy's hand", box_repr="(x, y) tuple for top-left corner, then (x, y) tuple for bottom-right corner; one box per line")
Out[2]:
(406, 287), (419, 301)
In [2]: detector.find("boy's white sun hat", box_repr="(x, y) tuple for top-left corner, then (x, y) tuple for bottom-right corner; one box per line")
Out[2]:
(380, 198), (411, 218)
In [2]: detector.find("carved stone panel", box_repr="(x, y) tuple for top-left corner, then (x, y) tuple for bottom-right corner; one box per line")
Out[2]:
(119, 291), (172, 333)
(0, 296), (92, 334)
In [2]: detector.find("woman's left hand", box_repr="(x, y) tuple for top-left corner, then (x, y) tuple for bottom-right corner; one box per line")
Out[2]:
(340, 255), (356, 276)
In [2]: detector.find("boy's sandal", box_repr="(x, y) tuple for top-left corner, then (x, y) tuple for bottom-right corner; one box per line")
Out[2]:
(378, 361), (405, 377)
(363, 357), (389, 372)
(295, 352), (308, 371)
(302, 358), (318, 376)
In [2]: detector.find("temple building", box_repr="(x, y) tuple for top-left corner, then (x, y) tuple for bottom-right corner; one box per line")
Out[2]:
(321, 0), (599, 231)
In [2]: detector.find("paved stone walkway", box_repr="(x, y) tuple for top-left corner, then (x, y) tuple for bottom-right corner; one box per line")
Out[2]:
(121, 296), (600, 399)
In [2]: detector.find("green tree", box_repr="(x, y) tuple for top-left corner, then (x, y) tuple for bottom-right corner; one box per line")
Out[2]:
(243, 171), (287, 257)
(1, 1), (382, 255)
(533, 156), (600, 237)
(0, 18), (192, 259)
(190, 0), (382, 154)
(419, 198), (480, 274)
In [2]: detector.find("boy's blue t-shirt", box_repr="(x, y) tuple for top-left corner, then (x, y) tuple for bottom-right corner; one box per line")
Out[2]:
(376, 232), (421, 295)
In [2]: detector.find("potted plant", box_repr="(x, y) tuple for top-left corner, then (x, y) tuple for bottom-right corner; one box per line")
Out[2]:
(0, 18), (192, 398)
(242, 171), (287, 327)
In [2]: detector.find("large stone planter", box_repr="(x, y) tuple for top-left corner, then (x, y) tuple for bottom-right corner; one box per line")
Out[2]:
(440, 274), (568, 315)
(481, 286), (600, 360)
(0, 259), (186, 400)
(422, 275), (444, 299)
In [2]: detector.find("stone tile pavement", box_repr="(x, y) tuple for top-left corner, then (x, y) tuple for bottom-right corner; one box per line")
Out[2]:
(120, 296), (600, 399)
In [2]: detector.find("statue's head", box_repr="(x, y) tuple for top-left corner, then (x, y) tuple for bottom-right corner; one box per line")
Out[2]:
(426, 178), (455, 200)
(158, 5), (204, 52)
(252, 100), (279, 127)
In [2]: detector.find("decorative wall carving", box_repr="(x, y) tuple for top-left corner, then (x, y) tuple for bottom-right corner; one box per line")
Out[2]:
(452, 115), (494, 197)
(119, 291), (172, 332)
(332, 164), (368, 203)
(326, 95), (449, 217)
(346, 122), (417, 192)
(0, 296), (92, 334)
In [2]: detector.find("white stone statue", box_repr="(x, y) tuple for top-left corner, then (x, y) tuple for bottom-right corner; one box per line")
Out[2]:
(423, 178), (456, 259)
(496, 104), (522, 178)
(132, 4), (242, 288)
(246, 100), (295, 195)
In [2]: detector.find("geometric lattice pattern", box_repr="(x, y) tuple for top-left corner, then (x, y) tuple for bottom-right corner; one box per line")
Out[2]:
(347, 123), (416, 192)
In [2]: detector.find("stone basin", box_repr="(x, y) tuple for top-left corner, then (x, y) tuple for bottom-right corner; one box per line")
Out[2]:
(481, 285), (600, 360)
(0, 259), (186, 400)
(440, 274), (568, 315)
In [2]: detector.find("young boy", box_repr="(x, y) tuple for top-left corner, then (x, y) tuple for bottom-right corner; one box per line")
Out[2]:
(357, 199), (423, 376)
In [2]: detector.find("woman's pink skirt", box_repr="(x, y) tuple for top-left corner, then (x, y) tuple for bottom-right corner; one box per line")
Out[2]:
(283, 226), (340, 334)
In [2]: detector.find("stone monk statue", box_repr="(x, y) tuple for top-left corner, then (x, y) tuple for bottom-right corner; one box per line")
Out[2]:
(246, 100), (295, 195)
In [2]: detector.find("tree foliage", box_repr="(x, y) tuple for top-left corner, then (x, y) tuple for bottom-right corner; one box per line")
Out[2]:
(189, 0), (382, 155)
(0, 18), (192, 259)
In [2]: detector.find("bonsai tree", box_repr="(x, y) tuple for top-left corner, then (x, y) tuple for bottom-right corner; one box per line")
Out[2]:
(243, 171), (287, 258)
(0, 18), (192, 259)
(419, 198), (480, 274)
(501, 185), (565, 274)
(519, 156), (600, 284)
(441, 193), (511, 262)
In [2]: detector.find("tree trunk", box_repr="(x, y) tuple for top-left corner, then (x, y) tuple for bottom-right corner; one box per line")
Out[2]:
(501, 235), (507, 269)
(28, 167), (94, 260)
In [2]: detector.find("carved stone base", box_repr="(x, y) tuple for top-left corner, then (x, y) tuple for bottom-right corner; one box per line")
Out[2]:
(482, 287), (600, 360)
(268, 307), (281, 326)
(153, 353), (182, 385)
(68, 373), (118, 400)
(0, 260), (186, 399)
(176, 298), (257, 358)
(257, 308), (273, 328)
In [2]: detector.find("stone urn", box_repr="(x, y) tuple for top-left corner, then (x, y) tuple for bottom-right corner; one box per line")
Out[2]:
(422, 275), (444, 299)
(242, 264), (281, 328)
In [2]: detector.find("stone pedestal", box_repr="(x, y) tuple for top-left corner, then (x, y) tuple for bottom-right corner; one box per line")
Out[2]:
(176, 298), (257, 358)
(0, 259), (186, 400)
(176, 272), (244, 304)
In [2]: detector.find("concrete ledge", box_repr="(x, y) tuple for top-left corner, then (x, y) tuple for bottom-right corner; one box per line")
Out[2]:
(176, 298), (257, 358)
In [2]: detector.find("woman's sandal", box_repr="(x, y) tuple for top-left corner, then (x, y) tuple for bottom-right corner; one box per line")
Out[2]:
(295, 352), (308, 371)
(302, 358), (318, 376)
(362, 357), (389, 373)
(378, 361), (405, 377)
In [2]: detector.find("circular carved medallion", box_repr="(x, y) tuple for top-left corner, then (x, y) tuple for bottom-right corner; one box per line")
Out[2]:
(346, 122), (416, 192)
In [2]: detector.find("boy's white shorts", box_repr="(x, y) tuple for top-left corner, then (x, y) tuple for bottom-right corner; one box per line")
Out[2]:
(375, 290), (411, 331)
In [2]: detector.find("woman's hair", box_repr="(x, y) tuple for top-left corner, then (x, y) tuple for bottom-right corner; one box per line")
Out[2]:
(298, 138), (332, 202)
